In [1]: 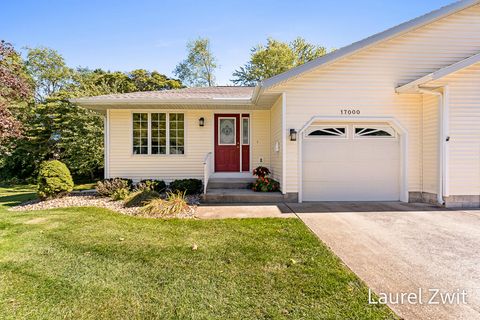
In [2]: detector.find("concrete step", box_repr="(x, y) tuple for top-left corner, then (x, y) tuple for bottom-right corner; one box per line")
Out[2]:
(207, 178), (256, 190)
(202, 188), (285, 203)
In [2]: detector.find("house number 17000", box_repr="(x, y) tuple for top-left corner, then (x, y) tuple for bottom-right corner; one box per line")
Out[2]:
(341, 109), (361, 115)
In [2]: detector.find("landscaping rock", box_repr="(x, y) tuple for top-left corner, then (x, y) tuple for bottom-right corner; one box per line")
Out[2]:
(9, 193), (198, 219)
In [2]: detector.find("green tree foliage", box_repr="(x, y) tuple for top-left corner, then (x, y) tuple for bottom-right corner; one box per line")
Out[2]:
(232, 37), (327, 86)
(0, 41), (32, 150)
(174, 38), (217, 87)
(0, 45), (182, 182)
(25, 47), (72, 102)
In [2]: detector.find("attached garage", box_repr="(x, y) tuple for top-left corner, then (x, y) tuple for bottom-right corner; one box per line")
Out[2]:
(302, 123), (401, 201)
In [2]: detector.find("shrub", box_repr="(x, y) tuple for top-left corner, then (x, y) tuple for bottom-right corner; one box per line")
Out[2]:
(37, 160), (74, 200)
(111, 187), (130, 201)
(135, 179), (167, 193)
(140, 191), (189, 217)
(124, 189), (160, 207)
(253, 166), (271, 178)
(169, 179), (202, 195)
(252, 177), (280, 192)
(96, 178), (133, 197)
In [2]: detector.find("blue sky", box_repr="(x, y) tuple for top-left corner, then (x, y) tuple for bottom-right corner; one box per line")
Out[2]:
(2, 0), (453, 85)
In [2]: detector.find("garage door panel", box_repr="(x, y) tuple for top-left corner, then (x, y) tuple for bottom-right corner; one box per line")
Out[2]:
(303, 141), (351, 160)
(303, 125), (400, 201)
(303, 159), (399, 180)
(303, 181), (399, 201)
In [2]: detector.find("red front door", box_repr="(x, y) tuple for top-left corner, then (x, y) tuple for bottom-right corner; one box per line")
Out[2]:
(215, 114), (240, 172)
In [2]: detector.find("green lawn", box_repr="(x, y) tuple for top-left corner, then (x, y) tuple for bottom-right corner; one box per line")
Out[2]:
(0, 186), (397, 319)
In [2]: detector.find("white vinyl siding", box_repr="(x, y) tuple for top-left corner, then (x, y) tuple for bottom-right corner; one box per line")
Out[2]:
(110, 109), (208, 181)
(269, 96), (283, 183)
(266, 3), (480, 193)
(251, 110), (271, 170)
(428, 62), (480, 195)
(421, 94), (439, 195)
(108, 109), (270, 181)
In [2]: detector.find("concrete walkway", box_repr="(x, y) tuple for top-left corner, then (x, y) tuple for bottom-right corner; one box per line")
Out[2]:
(196, 203), (296, 219)
(294, 202), (480, 320)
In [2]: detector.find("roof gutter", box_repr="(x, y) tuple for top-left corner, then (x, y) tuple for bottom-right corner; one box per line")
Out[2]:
(69, 97), (253, 106)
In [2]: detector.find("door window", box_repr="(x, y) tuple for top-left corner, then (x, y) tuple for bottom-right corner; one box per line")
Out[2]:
(219, 118), (236, 145)
(242, 118), (249, 145)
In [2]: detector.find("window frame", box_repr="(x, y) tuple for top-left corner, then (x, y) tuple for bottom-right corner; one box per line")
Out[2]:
(304, 125), (348, 139)
(131, 111), (186, 156)
(132, 112), (149, 155)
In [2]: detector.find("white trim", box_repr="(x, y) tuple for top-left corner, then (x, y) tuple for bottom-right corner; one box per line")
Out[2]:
(104, 110), (110, 179)
(147, 113), (152, 155)
(260, 0), (480, 89)
(396, 52), (480, 93)
(443, 86), (450, 197)
(239, 116), (242, 172)
(297, 116), (409, 203)
(281, 93), (287, 195)
(217, 117), (237, 146)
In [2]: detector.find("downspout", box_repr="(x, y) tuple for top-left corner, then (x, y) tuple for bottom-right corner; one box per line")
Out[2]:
(417, 87), (445, 205)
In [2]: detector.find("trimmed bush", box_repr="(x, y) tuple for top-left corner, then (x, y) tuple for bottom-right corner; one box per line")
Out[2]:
(111, 187), (130, 201)
(169, 179), (202, 195)
(140, 191), (189, 217)
(37, 160), (74, 200)
(135, 179), (167, 193)
(96, 178), (133, 197)
(124, 189), (160, 208)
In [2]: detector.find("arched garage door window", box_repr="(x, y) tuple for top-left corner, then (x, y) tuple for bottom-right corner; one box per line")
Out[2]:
(306, 126), (347, 138)
(354, 126), (395, 138)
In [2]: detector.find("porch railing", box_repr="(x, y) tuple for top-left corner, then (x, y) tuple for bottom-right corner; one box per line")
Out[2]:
(203, 152), (213, 194)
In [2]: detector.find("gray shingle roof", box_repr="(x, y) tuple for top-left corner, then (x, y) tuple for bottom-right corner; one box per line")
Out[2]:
(73, 86), (254, 102)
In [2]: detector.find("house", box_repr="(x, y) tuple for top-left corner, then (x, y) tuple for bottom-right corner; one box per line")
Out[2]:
(72, 0), (480, 207)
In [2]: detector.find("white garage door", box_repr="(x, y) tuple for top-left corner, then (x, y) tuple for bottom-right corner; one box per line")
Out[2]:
(302, 124), (400, 201)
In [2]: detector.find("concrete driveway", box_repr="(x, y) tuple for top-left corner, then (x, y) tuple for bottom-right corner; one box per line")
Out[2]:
(291, 202), (480, 320)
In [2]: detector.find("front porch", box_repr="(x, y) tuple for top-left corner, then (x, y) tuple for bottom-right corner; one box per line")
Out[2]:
(201, 174), (289, 203)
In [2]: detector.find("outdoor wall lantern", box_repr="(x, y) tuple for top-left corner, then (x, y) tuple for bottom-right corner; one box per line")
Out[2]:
(199, 117), (205, 127)
(289, 129), (297, 141)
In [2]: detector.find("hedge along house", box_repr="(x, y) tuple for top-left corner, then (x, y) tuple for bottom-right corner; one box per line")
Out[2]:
(72, 0), (480, 207)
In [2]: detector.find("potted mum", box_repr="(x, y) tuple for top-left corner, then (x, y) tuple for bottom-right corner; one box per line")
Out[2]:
(252, 166), (280, 192)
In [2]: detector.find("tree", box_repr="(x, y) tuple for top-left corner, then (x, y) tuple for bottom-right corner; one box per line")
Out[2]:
(25, 47), (72, 102)
(70, 68), (182, 96)
(173, 38), (217, 87)
(232, 37), (327, 86)
(1, 45), (183, 181)
(0, 41), (32, 150)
